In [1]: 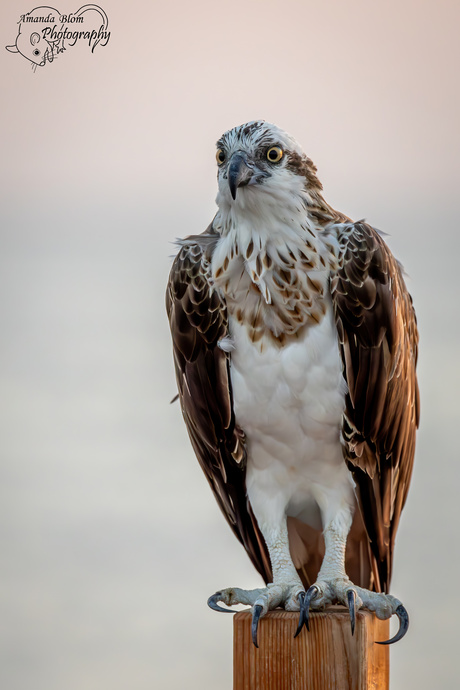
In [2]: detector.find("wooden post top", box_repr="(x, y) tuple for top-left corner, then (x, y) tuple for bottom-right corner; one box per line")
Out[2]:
(233, 608), (389, 690)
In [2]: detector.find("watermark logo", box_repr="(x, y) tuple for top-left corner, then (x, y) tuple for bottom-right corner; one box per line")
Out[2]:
(6, 5), (110, 71)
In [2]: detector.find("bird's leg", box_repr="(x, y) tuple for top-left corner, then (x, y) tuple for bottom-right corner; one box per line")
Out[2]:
(296, 506), (409, 644)
(207, 517), (305, 646)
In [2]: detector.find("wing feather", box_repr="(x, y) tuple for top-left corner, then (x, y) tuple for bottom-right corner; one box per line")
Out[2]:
(166, 227), (272, 583)
(331, 222), (419, 592)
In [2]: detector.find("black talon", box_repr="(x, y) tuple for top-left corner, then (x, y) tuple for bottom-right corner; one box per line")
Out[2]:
(347, 590), (356, 636)
(294, 585), (319, 638)
(251, 604), (263, 648)
(376, 604), (409, 645)
(207, 592), (234, 614)
(294, 591), (306, 638)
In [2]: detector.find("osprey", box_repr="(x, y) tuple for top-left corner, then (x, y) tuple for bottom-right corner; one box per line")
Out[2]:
(166, 121), (419, 646)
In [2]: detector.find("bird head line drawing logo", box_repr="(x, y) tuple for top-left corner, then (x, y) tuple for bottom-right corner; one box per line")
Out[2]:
(5, 5), (110, 71)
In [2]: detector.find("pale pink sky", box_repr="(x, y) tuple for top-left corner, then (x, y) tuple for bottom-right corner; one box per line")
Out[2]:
(1, 1), (459, 688)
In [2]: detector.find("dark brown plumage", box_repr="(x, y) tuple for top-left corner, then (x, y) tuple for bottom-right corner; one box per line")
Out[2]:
(166, 229), (271, 582)
(331, 222), (420, 592)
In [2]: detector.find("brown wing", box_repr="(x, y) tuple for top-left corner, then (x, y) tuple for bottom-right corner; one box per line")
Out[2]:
(166, 226), (272, 583)
(331, 222), (420, 593)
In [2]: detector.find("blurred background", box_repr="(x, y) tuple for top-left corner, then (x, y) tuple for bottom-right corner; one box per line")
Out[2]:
(1, 1), (458, 687)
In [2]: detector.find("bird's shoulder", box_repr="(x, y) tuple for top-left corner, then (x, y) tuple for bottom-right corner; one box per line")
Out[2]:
(328, 220), (417, 349)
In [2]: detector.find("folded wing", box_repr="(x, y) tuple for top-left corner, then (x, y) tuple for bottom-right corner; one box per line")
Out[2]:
(166, 226), (272, 583)
(331, 222), (420, 592)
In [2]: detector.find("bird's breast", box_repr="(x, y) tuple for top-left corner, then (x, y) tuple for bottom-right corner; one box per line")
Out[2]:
(212, 230), (337, 346)
(228, 308), (350, 523)
(228, 309), (346, 448)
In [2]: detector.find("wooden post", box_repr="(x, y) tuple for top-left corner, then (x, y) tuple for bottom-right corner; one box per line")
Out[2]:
(233, 608), (389, 690)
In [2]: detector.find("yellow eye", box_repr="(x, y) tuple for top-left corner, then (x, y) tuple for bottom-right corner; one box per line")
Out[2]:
(267, 146), (283, 163)
(216, 148), (226, 165)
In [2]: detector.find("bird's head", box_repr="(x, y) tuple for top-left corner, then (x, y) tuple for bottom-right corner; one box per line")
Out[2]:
(214, 121), (323, 217)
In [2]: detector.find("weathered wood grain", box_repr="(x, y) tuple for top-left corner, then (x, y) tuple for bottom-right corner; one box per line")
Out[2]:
(233, 608), (389, 689)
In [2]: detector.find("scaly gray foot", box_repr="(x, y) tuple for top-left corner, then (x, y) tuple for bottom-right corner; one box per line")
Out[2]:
(207, 582), (304, 647)
(296, 577), (409, 645)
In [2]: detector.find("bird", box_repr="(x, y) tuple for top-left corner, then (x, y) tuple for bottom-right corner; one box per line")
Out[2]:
(166, 121), (419, 647)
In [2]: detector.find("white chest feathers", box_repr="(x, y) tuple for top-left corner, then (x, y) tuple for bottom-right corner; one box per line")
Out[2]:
(228, 307), (351, 528)
(229, 305), (346, 451)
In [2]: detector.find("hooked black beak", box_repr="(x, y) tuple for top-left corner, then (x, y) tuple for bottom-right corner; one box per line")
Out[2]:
(228, 152), (253, 200)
